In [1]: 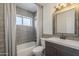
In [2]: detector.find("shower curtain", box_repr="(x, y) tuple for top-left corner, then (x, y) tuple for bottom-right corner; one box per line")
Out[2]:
(4, 3), (16, 56)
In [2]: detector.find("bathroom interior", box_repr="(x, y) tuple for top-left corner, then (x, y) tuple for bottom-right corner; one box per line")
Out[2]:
(1, 3), (79, 56)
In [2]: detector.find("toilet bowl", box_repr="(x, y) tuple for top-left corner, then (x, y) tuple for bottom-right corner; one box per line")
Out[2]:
(32, 39), (45, 56)
(32, 46), (44, 56)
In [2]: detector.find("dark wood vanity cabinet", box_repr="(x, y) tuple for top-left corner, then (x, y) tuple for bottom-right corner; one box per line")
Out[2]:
(45, 45), (57, 56)
(45, 41), (63, 56)
(45, 41), (79, 56)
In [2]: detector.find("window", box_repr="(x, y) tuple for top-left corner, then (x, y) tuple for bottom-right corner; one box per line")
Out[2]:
(16, 15), (32, 26)
(16, 16), (22, 25)
(23, 17), (32, 26)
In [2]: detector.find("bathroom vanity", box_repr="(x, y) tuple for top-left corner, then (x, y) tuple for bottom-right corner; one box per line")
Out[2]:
(43, 4), (79, 56)
(45, 41), (79, 56)
(41, 4), (79, 56)
(41, 38), (79, 56)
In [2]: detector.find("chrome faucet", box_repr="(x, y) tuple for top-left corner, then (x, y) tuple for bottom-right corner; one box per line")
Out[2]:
(60, 33), (66, 39)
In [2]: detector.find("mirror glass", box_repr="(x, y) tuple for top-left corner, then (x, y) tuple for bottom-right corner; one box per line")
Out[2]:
(54, 9), (76, 34)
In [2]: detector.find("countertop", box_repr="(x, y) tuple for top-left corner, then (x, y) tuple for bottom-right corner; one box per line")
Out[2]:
(41, 37), (79, 50)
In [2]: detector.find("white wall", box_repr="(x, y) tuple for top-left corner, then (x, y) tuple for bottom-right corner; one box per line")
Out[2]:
(43, 3), (57, 34)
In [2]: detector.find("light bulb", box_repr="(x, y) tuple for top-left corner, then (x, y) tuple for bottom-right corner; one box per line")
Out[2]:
(62, 3), (67, 7)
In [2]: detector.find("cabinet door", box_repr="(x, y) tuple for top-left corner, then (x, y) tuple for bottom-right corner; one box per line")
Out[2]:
(45, 46), (57, 56)
(56, 48), (63, 56)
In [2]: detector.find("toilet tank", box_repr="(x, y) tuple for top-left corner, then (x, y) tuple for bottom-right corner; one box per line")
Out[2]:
(41, 38), (45, 49)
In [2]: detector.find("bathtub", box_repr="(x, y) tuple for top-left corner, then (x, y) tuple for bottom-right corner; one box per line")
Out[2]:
(17, 41), (36, 56)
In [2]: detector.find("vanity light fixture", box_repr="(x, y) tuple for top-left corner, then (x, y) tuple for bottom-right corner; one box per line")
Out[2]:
(54, 3), (73, 12)
(60, 3), (67, 7)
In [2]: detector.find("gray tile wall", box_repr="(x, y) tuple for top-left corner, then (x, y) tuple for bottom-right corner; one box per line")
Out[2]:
(16, 25), (35, 45)
(16, 7), (36, 45)
(0, 4), (5, 56)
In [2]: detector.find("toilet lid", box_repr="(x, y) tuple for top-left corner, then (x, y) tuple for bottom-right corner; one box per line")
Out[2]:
(33, 46), (44, 52)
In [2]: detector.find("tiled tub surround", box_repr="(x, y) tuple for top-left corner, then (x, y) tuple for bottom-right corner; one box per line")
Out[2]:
(0, 4), (5, 56)
(16, 7), (36, 45)
(16, 25), (36, 45)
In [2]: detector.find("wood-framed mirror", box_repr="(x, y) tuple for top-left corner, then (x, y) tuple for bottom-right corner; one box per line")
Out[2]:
(53, 4), (79, 36)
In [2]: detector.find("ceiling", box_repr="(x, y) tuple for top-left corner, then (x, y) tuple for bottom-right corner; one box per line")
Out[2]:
(16, 3), (37, 13)
(38, 3), (47, 6)
(16, 3), (48, 13)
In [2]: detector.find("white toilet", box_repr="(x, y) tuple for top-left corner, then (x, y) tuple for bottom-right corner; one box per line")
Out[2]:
(32, 39), (45, 56)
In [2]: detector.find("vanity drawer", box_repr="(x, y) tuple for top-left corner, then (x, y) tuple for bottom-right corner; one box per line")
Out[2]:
(45, 41), (62, 49)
